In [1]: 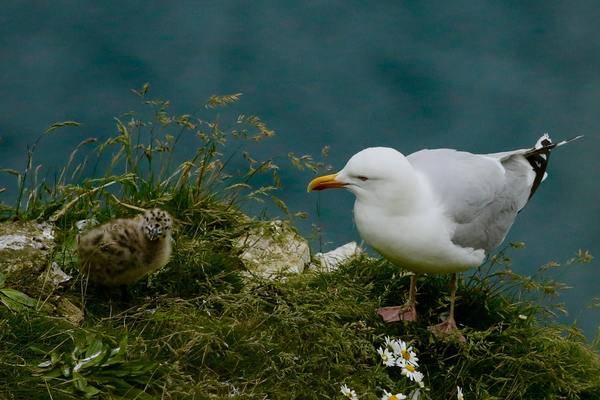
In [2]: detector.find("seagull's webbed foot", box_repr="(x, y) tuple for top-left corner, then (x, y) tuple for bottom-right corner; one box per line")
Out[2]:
(428, 317), (465, 342)
(377, 304), (417, 323)
(377, 274), (419, 323)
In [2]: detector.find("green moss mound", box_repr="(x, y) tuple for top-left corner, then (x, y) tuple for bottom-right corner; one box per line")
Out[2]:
(1, 255), (599, 399)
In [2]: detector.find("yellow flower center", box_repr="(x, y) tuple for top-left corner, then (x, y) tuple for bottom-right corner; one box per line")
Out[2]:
(405, 364), (416, 372)
(390, 396), (398, 400)
(402, 350), (411, 360)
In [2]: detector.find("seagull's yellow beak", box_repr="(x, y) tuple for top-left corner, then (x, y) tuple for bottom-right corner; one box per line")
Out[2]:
(307, 173), (347, 192)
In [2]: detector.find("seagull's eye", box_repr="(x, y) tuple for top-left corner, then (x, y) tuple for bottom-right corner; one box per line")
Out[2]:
(357, 176), (369, 181)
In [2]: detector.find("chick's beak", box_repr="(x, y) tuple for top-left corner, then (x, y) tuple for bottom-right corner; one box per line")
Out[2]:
(307, 173), (347, 192)
(148, 227), (162, 240)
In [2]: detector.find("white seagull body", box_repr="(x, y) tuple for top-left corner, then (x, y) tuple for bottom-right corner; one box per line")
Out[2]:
(354, 145), (534, 274)
(308, 134), (581, 336)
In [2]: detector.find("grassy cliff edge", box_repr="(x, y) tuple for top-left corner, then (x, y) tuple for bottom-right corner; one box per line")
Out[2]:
(0, 89), (598, 399)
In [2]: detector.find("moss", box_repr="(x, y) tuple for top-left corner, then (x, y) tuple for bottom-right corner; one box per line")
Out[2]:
(0, 251), (598, 399)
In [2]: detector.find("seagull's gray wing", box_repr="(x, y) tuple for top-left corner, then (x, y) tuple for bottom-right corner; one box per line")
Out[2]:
(407, 149), (535, 252)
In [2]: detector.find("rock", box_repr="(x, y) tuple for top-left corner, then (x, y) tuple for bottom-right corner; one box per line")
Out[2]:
(235, 220), (310, 278)
(0, 221), (55, 291)
(0, 221), (83, 324)
(38, 262), (72, 288)
(313, 242), (363, 272)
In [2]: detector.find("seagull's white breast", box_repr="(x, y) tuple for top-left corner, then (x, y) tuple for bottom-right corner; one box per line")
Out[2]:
(353, 200), (485, 274)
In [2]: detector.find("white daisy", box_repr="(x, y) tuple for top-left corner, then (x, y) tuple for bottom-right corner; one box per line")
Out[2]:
(457, 386), (464, 400)
(340, 384), (358, 400)
(384, 336), (402, 355)
(395, 340), (419, 368)
(377, 347), (396, 367)
(401, 363), (424, 384)
(381, 389), (407, 400)
(383, 336), (394, 347)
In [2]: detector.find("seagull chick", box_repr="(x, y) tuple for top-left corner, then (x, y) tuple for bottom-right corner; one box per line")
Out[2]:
(77, 208), (173, 289)
(308, 134), (581, 340)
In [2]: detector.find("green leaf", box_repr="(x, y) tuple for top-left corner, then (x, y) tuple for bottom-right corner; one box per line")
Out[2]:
(104, 336), (127, 366)
(50, 351), (62, 365)
(44, 121), (81, 134)
(28, 345), (47, 355)
(41, 369), (63, 379)
(93, 376), (155, 400)
(74, 347), (108, 372)
(0, 291), (35, 311)
(73, 372), (102, 398)
(0, 288), (36, 307)
(85, 338), (105, 358)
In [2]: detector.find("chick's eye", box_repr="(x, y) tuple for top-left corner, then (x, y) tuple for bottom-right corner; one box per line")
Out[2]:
(357, 176), (369, 181)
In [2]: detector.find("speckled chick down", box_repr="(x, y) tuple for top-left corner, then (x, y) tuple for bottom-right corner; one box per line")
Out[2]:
(77, 208), (173, 286)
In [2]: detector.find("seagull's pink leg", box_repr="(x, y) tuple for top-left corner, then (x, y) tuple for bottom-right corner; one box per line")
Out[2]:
(428, 273), (466, 342)
(377, 274), (418, 322)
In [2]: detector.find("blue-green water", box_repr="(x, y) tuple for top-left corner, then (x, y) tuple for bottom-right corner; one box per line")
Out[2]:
(0, 1), (598, 336)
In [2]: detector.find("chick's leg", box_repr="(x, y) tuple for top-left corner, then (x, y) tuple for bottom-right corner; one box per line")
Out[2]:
(377, 274), (418, 322)
(119, 284), (131, 303)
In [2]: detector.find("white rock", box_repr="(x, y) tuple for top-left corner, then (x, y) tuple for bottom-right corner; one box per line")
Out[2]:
(0, 234), (31, 251)
(40, 262), (72, 286)
(314, 241), (363, 272)
(38, 222), (55, 240)
(0, 221), (56, 289)
(235, 220), (310, 278)
(0, 223), (54, 251)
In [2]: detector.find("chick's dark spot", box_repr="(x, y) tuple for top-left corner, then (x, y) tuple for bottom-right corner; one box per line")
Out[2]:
(91, 233), (103, 245)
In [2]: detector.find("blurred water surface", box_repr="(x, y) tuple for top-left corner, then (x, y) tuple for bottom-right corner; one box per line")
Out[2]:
(0, 1), (598, 336)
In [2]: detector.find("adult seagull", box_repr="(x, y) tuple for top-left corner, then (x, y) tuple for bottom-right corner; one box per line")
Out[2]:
(308, 134), (581, 338)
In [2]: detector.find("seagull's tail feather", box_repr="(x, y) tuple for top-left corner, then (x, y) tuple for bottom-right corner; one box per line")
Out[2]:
(525, 133), (583, 199)
(531, 133), (584, 152)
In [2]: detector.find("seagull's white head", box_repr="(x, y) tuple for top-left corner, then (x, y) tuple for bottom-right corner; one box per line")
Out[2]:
(308, 147), (420, 211)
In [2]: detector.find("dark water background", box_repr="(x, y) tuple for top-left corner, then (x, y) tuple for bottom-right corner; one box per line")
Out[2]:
(0, 1), (598, 337)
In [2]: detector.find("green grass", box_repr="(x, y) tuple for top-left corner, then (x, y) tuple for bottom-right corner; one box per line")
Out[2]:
(1, 257), (598, 399)
(0, 87), (598, 399)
